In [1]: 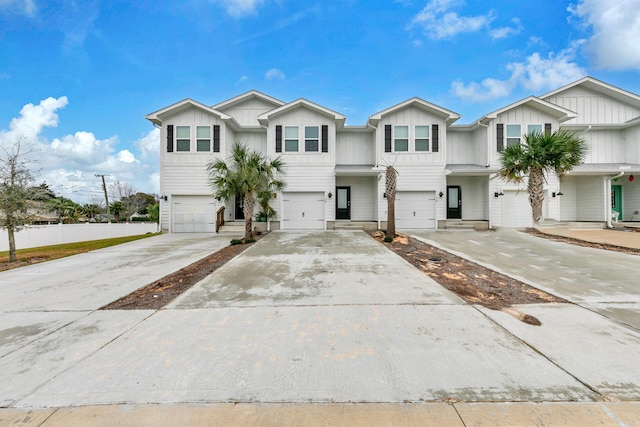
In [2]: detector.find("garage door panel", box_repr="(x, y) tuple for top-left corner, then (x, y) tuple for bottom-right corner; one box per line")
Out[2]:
(396, 191), (436, 229)
(282, 192), (325, 230)
(172, 196), (216, 233)
(502, 191), (532, 228)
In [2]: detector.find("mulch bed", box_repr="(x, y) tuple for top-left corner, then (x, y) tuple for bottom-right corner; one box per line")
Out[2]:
(526, 228), (640, 256)
(369, 231), (566, 325)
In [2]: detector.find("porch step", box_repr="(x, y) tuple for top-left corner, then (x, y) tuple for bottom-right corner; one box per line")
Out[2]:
(334, 221), (378, 231)
(218, 222), (246, 233)
(444, 221), (489, 231)
(567, 222), (606, 230)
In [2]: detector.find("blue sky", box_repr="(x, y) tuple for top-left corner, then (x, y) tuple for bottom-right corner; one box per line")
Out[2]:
(1, 0), (640, 203)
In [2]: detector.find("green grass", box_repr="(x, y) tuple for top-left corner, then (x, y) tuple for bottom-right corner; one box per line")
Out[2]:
(0, 233), (160, 271)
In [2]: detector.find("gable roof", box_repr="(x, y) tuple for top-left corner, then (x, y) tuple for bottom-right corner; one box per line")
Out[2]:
(145, 98), (234, 127)
(542, 76), (640, 109)
(368, 97), (460, 126)
(211, 90), (285, 111)
(479, 96), (577, 124)
(257, 98), (346, 127)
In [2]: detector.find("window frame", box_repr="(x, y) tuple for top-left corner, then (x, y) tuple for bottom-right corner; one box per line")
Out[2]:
(527, 123), (543, 136)
(304, 125), (319, 152)
(176, 126), (191, 152)
(196, 126), (211, 152)
(393, 125), (409, 152)
(506, 124), (521, 147)
(414, 125), (430, 152)
(284, 126), (299, 152)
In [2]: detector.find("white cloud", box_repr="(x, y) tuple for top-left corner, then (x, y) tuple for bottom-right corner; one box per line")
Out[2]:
(568, 0), (640, 70)
(265, 68), (285, 80)
(409, 0), (495, 39)
(133, 128), (159, 161)
(452, 45), (587, 101)
(490, 17), (523, 40)
(0, 0), (36, 16)
(210, 0), (265, 18)
(0, 97), (159, 203)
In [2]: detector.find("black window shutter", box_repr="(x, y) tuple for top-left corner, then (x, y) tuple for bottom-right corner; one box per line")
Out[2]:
(166, 125), (173, 152)
(321, 125), (328, 153)
(275, 125), (282, 153)
(431, 124), (439, 152)
(384, 125), (392, 153)
(213, 125), (220, 152)
(496, 123), (504, 152)
(544, 123), (552, 135)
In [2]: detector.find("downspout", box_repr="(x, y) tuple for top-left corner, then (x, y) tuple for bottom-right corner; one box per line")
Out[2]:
(607, 171), (625, 228)
(367, 122), (381, 230)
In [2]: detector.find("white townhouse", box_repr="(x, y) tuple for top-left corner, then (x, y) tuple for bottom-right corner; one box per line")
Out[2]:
(145, 76), (640, 233)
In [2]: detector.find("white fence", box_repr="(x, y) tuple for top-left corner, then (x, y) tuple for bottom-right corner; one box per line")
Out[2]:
(0, 222), (159, 251)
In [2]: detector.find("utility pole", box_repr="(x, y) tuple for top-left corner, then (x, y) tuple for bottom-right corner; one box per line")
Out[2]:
(95, 174), (110, 218)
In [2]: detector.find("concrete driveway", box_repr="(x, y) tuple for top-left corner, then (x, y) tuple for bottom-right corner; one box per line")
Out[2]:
(1, 230), (640, 425)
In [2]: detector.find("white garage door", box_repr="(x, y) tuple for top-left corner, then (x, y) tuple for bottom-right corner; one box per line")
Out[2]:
(501, 191), (533, 228)
(395, 191), (436, 229)
(282, 192), (325, 230)
(172, 196), (216, 233)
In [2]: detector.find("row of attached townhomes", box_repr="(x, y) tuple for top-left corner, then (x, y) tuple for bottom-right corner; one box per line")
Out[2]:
(145, 77), (640, 233)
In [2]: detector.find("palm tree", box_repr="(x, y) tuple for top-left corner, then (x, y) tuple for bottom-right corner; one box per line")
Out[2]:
(83, 204), (100, 221)
(499, 129), (586, 225)
(47, 198), (65, 223)
(109, 201), (125, 222)
(207, 143), (285, 241)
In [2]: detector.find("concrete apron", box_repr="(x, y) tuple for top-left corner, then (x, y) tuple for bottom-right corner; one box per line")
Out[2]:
(1, 230), (617, 410)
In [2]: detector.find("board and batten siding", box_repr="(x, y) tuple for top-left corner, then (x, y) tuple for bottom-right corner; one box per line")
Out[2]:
(219, 98), (282, 127)
(582, 130), (627, 164)
(446, 129), (488, 165)
(378, 107), (447, 166)
(335, 176), (377, 221)
(489, 107), (559, 165)
(336, 131), (375, 165)
(624, 125), (640, 164)
(545, 87), (640, 125)
(267, 107), (336, 163)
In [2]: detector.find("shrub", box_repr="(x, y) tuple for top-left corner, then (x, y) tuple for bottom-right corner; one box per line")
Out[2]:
(244, 238), (256, 244)
(230, 239), (242, 245)
(383, 236), (394, 243)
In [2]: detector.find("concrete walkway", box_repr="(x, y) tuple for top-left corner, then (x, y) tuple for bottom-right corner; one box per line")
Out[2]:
(1, 230), (640, 425)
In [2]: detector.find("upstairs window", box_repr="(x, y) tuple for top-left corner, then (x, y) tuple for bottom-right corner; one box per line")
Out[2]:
(305, 126), (319, 152)
(527, 124), (542, 135)
(506, 124), (521, 147)
(394, 126), (409, 152)
(284, 126), (299, 152)
(415, 125), (430, 151)
(196, 126), (211, 152)
(176, 126), (190, 152)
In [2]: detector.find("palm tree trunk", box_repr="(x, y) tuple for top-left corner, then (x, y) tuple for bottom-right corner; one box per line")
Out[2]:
(528, 168), (545, 225)
(243, 192), (255, 240)
(385, 166), (397, 238)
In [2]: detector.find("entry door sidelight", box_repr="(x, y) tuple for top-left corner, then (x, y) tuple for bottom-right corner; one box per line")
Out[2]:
(447, 186), (462, 219)
(336, 187), (351, 220)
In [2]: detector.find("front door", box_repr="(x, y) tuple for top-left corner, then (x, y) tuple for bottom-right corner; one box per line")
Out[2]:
(447, 186), (462, 219)
(612, 185), (622, 221)
(336, 187), (351, 220)
(235, 195), (245, 220)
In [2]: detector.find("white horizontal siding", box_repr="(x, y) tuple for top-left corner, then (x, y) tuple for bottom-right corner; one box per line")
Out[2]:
(621, 180), (640, 221)
(446, 176), (488, 220)
(335, 177), (376, 221)
(559, 177), (577, 221)
(276, 165), (334, 221)
(381, 165), (446, 223)
(576, 176), (605, 221)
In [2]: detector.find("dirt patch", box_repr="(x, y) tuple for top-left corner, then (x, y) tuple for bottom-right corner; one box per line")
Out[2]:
(100, 236), (263, 310)
(369, 231), (565, 324)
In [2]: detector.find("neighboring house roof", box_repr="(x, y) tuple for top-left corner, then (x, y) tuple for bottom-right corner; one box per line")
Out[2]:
(145, 98), (241, 129)
(257, 98), (347, 127)
(567, 163), (640, 175)
(211, 90), (286, 111)
(479, 96), (578, 124)
(368, 97), (460, 127)
(542, 76), (640, 109)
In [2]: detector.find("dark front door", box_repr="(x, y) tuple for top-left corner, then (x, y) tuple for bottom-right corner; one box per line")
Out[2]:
(235, 195), (244, 220)
(336, 186), (351, 220)
(447, 186), (462, 219)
